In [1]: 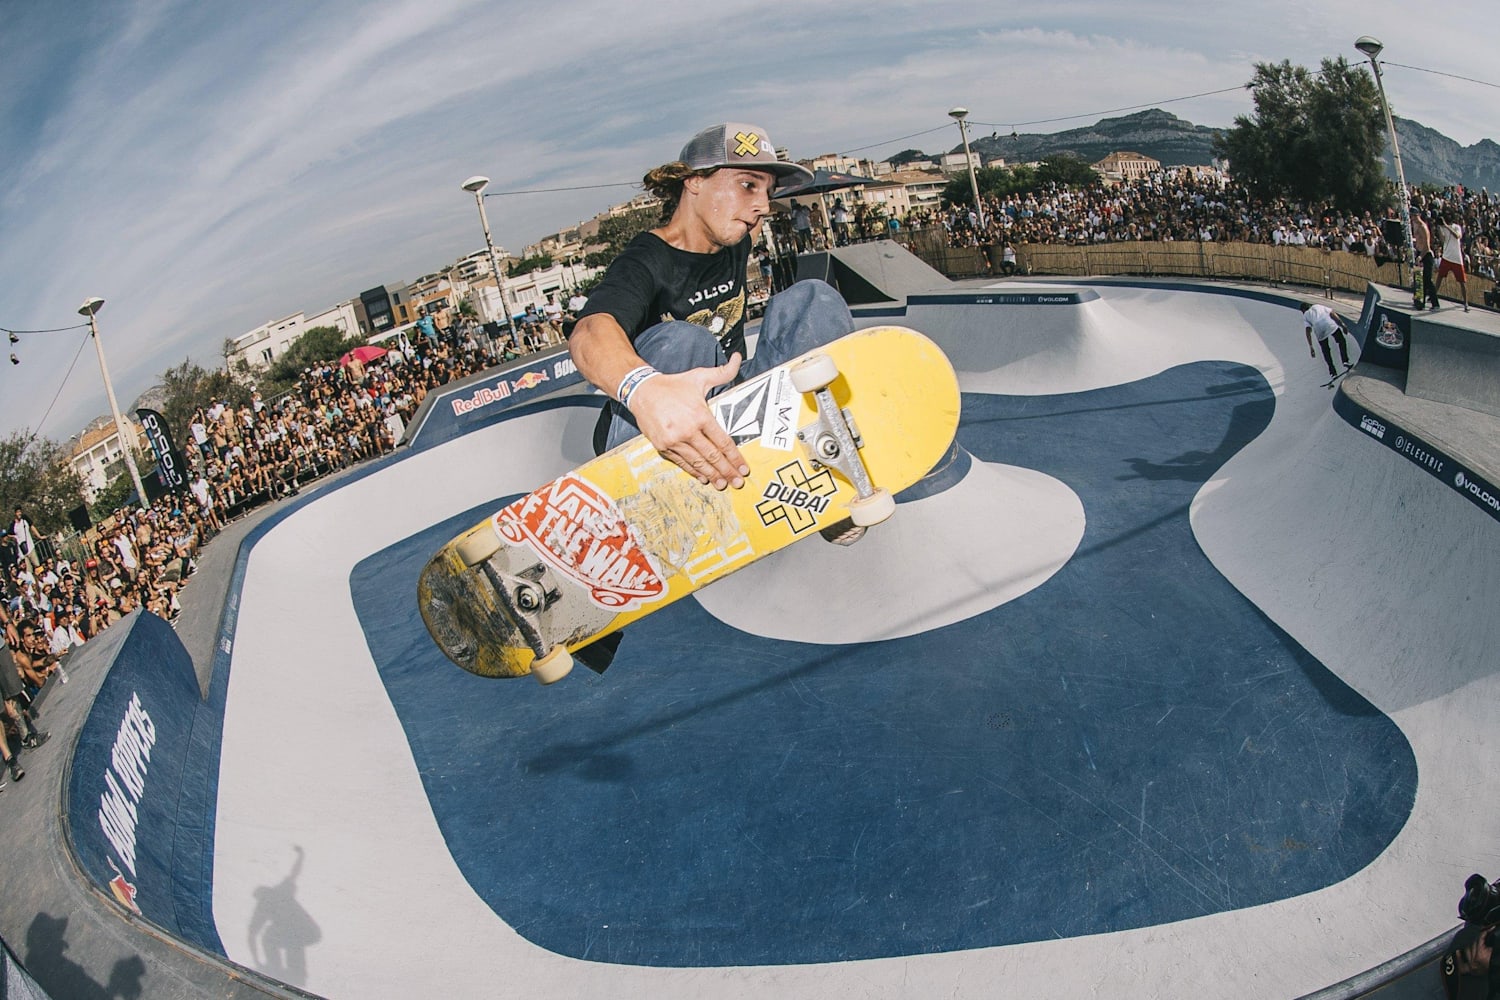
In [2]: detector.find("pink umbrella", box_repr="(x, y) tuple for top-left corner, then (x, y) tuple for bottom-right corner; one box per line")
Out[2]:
(339, 345), (388, 366)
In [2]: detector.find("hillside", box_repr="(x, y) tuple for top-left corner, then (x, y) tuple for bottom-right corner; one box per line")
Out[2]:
(1387, 116), (1500, 191)
(943, 108), (1496, 190)
(967, 109), (1222, 167)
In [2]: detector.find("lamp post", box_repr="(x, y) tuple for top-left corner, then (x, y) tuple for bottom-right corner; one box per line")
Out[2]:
(77, 297), (149, 511)
(1355, 35), (1417, 301)
(461, 175), (517, 341)
(948, 107), (987, 235)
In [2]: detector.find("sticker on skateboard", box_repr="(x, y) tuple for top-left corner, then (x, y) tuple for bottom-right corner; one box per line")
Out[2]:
(417, 325), (961, 685)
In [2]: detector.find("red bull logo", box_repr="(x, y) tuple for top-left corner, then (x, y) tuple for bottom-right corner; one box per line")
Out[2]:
(494, 475), (665, 610)
(450, 381), (512, 415)
(109, 873), (141, 914)
(512, 370), (550, 391)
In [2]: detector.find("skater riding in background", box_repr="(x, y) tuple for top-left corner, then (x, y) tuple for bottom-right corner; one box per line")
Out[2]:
(1300, 301), (1352, 383)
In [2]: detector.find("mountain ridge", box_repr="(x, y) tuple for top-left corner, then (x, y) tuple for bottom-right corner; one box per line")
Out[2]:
(937, 108), (1497, 191)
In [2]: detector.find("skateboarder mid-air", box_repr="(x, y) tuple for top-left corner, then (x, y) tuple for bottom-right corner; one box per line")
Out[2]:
(568, 121), (858, 497)
(420, 124), (966, 682)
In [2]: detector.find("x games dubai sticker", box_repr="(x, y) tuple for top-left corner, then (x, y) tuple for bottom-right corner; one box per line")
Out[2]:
(756, 460), (838, 535)
(494, 475), (666, 610)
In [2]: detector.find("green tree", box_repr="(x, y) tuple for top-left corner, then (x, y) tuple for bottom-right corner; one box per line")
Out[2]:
(259, 325), (365, 396)
(941, 164), (1041, 208)
(1035, 154), (1100, 189)
(506, 253), (554, 277)
(583, 206), (659, 269)
(158, 358), (246, 444)
(0, 430), (86, 534)
(1214, 57), (1389, 211)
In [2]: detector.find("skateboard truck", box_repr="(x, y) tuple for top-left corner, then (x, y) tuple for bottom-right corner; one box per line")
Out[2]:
(475, 558), (575, 684)
(790, 354), (897, 526)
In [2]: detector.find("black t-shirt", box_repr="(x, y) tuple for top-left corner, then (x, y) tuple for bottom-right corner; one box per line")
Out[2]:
(575, 232), (751, 360)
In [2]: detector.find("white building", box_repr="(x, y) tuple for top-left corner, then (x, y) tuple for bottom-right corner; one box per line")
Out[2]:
(938, 151), (980, 174)
(68, 416), (146, 502)
(227, 300), (361, 370)
(503, 260), (602, 316)
(887, 169), (950, 213)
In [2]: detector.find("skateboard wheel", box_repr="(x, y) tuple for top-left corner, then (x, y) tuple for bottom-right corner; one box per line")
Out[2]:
(847, 488), (896, 527)
(455, 525), (502, 567)
(532, 646), (574, 685)
(790, 353), (839, 393)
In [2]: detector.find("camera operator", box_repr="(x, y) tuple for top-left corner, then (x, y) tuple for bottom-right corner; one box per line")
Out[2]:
(1443, 874), (1500, 999)
(1431, 211), (1472, 312)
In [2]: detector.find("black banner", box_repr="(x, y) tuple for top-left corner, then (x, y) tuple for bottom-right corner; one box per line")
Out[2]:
(135, 408), (188, 492)
(1333, 392), (1500, 525)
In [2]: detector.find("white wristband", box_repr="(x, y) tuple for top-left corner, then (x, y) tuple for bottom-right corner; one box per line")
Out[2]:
(616, 365), (660, 411)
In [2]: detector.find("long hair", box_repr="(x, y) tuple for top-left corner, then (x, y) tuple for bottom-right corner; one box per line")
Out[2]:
(643, 162), (716, 223)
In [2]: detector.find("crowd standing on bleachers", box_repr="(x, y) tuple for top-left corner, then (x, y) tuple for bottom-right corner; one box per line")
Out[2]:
(892, 169), (1499, 286)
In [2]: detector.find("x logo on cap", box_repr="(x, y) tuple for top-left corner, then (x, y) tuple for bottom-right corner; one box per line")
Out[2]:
(734, 131), (761, 157)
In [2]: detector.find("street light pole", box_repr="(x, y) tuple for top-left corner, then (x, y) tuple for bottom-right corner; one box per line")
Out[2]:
(948, 107), (987, 236)
(1355, 36), (1418, 302)
(461, 175), (517, 342)
(77, 297), (149, 512)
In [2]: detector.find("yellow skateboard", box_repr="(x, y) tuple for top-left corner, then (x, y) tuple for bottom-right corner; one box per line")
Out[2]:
(417, 326), (961, 684)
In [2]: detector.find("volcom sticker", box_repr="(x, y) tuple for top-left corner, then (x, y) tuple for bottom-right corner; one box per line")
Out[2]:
(714, 368), (797, 451)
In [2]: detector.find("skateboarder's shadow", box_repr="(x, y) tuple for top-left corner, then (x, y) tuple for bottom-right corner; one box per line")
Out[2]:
(1118, 398), (1272, 484)
(247, 846), (322, 988)
(526, 745), (634, 782)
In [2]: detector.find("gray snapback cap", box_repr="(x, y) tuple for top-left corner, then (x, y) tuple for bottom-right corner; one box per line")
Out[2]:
(679, 122), (813, 194)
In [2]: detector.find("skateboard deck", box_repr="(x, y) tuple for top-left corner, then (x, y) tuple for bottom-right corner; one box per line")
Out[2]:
(417, 325), (961, 683)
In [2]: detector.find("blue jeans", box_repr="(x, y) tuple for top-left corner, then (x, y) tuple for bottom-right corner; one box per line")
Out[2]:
(593, 279), (854, 453)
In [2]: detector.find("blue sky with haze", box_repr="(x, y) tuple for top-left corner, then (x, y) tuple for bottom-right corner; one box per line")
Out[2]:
(1, 0), (1491, 441)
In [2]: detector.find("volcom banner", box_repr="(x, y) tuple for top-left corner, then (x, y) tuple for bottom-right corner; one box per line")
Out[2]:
(1334, 393), (1500, 524)
(136, 408), (188, 491)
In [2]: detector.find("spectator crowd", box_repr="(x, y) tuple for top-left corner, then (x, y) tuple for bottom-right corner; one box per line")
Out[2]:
(893, 169), (1498, 285)
(185, 300), (571, 523)
(0, 296), (585, 783)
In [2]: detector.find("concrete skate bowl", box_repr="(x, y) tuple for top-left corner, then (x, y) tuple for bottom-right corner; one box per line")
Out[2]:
(190, 282), (1493, 998)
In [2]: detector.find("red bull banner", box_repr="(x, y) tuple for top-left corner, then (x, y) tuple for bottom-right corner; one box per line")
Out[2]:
(409, 349), (586, 452)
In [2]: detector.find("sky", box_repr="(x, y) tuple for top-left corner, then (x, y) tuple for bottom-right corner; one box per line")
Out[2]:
(1, 0), (1492, 443)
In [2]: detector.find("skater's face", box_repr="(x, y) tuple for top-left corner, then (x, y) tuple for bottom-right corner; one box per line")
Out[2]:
(682, 168), (774, 249)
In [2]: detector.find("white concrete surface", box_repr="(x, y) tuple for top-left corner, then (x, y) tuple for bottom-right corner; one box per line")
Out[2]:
(212, 284), (1497, 998)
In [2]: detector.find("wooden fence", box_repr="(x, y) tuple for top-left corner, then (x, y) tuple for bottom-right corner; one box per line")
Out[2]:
(904, 235), (1496, 306)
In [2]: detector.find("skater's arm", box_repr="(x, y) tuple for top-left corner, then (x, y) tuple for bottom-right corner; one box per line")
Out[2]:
(1305, 326), (1315, 357)
(569, 313), (749, 490)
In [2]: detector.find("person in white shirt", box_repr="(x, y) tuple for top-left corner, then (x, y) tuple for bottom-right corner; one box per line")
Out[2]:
(47, 619), (74, 656)
(1431, 214), (1470, 312)
(113, 529), (139, 582)
(11, 509), (37, 568)
(1300, 301), (1353, 380)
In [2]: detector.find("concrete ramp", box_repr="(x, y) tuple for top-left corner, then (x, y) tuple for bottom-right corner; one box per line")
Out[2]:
(855, 284), (1285, 397)
(1407, 306), (1500, 418)
(1357, 283), (1500, 420)
(795, 239), (949, 304)
(191, 282), (1495, 997)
